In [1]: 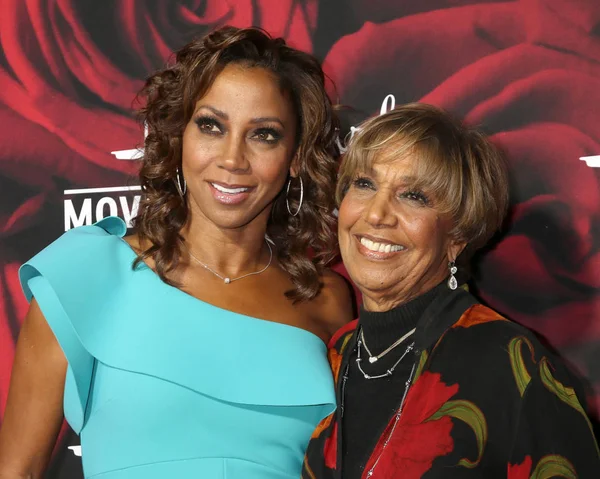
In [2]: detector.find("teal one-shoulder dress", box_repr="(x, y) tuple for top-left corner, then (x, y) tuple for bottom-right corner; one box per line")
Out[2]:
(19, 217), (335, 478)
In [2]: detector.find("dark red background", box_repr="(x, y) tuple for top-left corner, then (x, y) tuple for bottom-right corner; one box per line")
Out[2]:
(1, 1), (599, 477)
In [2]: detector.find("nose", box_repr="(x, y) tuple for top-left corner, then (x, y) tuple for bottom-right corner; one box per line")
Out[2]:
(218, 134), (250, 173)
(364, 191), (397, 228)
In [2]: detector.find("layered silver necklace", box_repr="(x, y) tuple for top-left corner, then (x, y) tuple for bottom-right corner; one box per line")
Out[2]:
(356, 327), (416, 379)
(187, 240), (273, 284)
(361, 327), (416, 363)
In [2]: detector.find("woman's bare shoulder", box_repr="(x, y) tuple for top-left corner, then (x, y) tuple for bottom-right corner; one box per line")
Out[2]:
(122, 233), (142, 252)
(313, 269), (356, 337)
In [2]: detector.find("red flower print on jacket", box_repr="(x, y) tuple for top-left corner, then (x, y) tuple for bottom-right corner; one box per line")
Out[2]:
(362, 372), (458, 478)
(508, 455), (577, 478)
(362, 371), (488, 478)
(508, 456), (533, 479)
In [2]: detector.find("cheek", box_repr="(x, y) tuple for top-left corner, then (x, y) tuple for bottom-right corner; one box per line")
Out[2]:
(402, 212), (439, 242)
(338, 196), (364, 263)
(338, 194), (362, 233)
(252, 144), (294, 181)
(180, 129), (191, 162)
(260, 157), (289, 182)
(183, 144), (207, 169)
(404, 215), (450, 261)
(181, 128), (208, 169)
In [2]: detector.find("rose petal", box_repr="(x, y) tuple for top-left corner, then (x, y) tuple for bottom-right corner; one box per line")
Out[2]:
(324, 3), (521, 111)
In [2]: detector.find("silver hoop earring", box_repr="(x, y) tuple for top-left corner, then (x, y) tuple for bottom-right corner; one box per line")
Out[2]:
(175, 167), (187, 197)
(286, 176), (304, 217)
(447, 261), (458, 290)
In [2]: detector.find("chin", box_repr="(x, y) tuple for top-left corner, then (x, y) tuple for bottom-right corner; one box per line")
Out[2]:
(350, 273), (394, 294)
(196, 210), (245, 229)
(213, 217), (257, 230)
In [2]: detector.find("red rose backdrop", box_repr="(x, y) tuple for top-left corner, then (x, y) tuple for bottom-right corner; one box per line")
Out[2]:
(1, 0), (599, 476)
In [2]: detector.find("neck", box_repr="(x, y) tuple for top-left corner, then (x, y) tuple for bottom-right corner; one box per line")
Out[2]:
(359, 283), (444, 354)
(181, 208), (271, 277)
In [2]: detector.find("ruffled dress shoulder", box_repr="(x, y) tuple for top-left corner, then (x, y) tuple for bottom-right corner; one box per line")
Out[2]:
(20, 217), (335, 479)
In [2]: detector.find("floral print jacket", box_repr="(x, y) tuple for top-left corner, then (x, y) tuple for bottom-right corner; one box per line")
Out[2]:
(302, 288), (600, 478)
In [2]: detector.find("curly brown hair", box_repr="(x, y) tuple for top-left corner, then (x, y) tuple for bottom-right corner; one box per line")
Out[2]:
(133, 26), (340, 302)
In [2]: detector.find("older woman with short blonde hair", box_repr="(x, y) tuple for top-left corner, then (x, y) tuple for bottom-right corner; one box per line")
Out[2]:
(304, 103), (599, 478)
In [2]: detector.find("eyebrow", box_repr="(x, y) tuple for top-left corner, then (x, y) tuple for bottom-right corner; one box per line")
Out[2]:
(364, 166), (419, 185)
(398, 175), (419, 184)
(196, 105), (285, 128)
(196, 105), (228, 119)
(249, 117), (285, 128)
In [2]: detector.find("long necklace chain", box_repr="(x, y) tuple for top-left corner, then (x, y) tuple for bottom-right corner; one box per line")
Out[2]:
(360, 327), (416, 364)
(365, 361), (417, 478)
(356, 327), (414, 380)
(187, 240), (273, 284)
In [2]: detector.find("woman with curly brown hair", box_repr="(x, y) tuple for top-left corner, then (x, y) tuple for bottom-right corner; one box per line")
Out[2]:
(0, 26), (353, 479)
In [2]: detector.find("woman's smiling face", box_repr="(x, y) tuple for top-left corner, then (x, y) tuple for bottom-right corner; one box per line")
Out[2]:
(181, 63), (297, 231)
(338, 153), (464, 312)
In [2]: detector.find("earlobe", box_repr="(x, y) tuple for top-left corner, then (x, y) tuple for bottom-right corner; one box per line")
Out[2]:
(447, 241), (467, 263)
(289, 156), (300, 178)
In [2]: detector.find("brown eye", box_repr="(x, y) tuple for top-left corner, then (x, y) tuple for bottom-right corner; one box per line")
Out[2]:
(194, 116), (223, 135)
(353, 176), (375, 190)
(252, 128), (282, 144)
(400, 190), (430, 205)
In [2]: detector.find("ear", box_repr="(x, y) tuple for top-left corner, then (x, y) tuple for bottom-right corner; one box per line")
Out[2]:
(289, 155), (300, 178)
(447, 240), (467, 263)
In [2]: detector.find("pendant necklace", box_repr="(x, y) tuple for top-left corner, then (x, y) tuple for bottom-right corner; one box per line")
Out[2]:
(360, 327), (416, 363)
(188, 240), (273, 284)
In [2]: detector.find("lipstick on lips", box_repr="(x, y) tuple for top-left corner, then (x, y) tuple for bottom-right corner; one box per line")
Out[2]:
(209, 181), (253, 205)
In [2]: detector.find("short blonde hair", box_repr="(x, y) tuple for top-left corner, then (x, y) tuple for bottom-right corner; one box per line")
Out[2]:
(337, 103), (509, 255)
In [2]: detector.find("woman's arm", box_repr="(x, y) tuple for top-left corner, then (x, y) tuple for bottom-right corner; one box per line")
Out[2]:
(0, 299), (67, 478)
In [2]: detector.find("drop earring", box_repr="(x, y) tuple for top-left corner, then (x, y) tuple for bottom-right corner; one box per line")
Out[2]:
(447, 261), (458, 290)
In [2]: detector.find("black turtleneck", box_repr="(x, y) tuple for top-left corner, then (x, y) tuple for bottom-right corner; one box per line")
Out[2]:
(342, 284), (443, 479)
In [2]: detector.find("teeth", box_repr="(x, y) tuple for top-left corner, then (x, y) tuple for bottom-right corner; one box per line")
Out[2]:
(212, 183), (249, 194)
(360, 237), (404, 253)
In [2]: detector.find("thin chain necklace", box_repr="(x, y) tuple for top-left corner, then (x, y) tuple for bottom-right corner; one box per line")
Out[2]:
(365, 361), (417, 477)
(356, 327), (414, 380)
(187, 240), (273, 284)
(360, 327), (416, 363)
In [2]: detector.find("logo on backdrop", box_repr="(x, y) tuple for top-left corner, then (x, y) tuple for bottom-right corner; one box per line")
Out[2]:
(68, 445), (82, 457)
(580, 155), (600, 167)
(335, 94), (396, 154)
(62, 128), (146, 231)
(63, 186), (141, 231)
